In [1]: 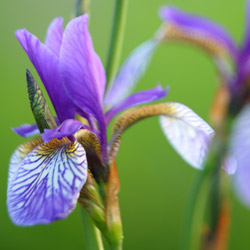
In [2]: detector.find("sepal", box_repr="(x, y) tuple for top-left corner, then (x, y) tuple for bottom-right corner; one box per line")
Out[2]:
(78, 172), (106, 231)
(109, 103), (214, 169)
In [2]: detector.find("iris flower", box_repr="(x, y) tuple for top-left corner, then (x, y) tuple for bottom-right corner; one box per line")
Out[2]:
(8, 14), (213, 226)
(159, 1), (250, 206)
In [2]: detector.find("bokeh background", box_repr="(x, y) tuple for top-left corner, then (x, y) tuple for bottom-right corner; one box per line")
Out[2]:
(0, 0), (249, 249)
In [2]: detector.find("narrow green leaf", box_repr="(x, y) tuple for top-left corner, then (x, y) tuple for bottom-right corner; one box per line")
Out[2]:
(26, 69), (57, 133)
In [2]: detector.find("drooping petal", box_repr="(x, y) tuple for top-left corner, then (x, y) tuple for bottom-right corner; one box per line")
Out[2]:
(12, 123), (39, 138)
(60, 14), (106, 115)
(108, 102), (214, 167)
(105, 86), (169, 124)
(7, 138), (87, 225)
(42, 119), (85, 142)
(159, 102), (214, 169)
(44, 17), (63, 57)
(104, 39), (158, 109)
(8, 137), (43, 184)
(229, 104), (250, 206)
(159, 6), (239, 61)
(15, 29), (75, 122)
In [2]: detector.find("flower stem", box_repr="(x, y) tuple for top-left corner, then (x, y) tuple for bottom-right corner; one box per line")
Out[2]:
(80, 207), (104, 250)
(181, 168), (211, 250)
(181, 135), (225, 250)
(105, 0), (128, 86)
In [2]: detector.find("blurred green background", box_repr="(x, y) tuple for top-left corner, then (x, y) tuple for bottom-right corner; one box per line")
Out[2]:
(0, 0), (249, 249)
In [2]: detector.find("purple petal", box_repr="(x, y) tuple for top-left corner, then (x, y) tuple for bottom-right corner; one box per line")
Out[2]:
(230, 104), (250, 207)
(15, 29), (75, 122)
(105, 85), (169, 124)
(12, 123), (39, 137)
(45, 17), (63, 57)
(59, 14), (107, 157)
(159, 102), (214, 169)
(60, 14), (106, 111)
(159, 6), (239, 62)
(12, 118), (61, 138)
(223, 155), (237, 175)
(104, 40), (158, 109)
(42, 119), (85, 142)
(7, 139), (87, 225)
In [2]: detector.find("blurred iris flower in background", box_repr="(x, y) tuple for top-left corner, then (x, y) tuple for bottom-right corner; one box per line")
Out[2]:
(159, 1), (250, 207)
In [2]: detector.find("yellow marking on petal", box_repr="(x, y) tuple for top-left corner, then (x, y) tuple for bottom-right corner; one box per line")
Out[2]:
(9, 137), (43, 182)
(163, 24), (228, 57)
(75, 129), (102, 160)
(75, 129), (106, 182)
(36, 137), (74, 157)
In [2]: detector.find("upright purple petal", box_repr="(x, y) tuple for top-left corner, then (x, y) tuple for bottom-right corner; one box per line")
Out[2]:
(159, 6), (239, 62)
(42, 119), (86, 142)
(45, 17), (63, 57)
(105, 86), (169, 124)
(104, 39), (158, 109)
(15, 29), (75, 122)
(230, 104), (250, 207)
(7, 138), (87, 225)
(59, 14), (107, 157)
(60, 14), (106, 108)
(12, 123), (39, 137)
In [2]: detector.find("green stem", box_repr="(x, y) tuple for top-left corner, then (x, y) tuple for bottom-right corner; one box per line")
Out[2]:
(109, 243), (122, 250)
(80, 207), (104, 250)
(182, 135), (225, 250)
(105, 0), (128, 86)
(181, 168), (211, 250)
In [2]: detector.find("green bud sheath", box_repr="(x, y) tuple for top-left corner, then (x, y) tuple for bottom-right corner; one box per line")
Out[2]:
(26, 69), (57, 133)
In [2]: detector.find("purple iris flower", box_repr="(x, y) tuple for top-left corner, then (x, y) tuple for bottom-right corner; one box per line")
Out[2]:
(159, 2), (250, 207)
(8, 13), (214, 226)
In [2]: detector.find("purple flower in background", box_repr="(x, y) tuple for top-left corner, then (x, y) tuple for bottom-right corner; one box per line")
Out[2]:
(9, 13), (214, 226)
(159, 2), (250, 207)
(159, 3), (250, 96)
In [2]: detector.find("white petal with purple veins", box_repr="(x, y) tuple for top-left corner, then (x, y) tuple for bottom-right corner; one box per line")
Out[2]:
(7, 138), (87, 225)
(159, 102), (214, 169)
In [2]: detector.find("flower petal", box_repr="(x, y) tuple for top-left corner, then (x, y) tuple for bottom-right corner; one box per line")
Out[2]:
(7, 138), (87, 225)
(59, 14), (107, 158)
(241, 1), (250, 60)
(104, 39), (158, 109)
(15, 29), (75, 122)
(44, 17), (63, 57)
(105, 85), (169, 124)
(12, 118), (60, 138)
(159, 102), (214, 169)
(229, 104), (250, 207)
(8, 137), (43, 184)
(159, 6), (238, 61)
(108, 102), (214, 166)
(12, 123), (39, 138)
(60, 14), (106, 118)
(42, 119), (85, 142)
